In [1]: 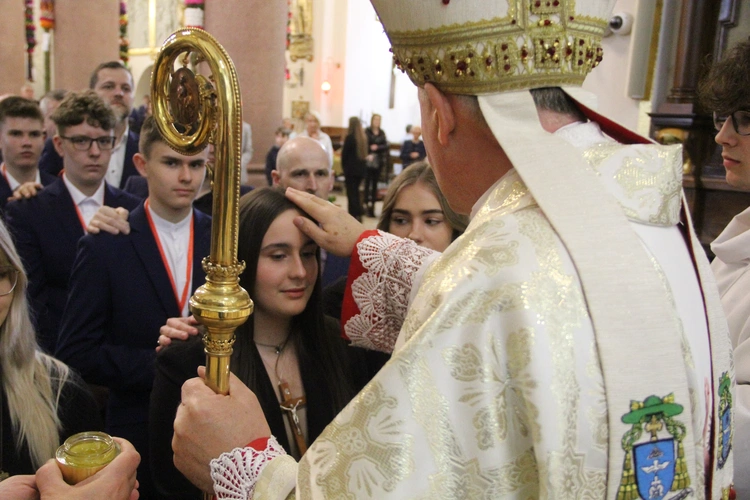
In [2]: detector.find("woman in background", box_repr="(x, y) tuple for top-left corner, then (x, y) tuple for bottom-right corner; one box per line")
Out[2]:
(0, 219), (101, 477)
(377, 161), (468, 252)
(324, 162), (468, 320)
(299, 111), (333, 170)
(399, 125), (426, 169)
(363, 113), (389, 217)
(341, 117), (368, 221)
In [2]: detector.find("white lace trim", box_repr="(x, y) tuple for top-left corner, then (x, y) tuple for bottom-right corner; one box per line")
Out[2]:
(210, 435), (287, 500)
(344, 231), (435, 353)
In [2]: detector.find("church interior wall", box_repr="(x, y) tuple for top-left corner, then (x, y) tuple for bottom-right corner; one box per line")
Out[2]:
(6, 0), (750, 175)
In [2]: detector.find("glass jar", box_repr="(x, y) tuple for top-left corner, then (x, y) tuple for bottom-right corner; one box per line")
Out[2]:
(55, 431), (121, 484)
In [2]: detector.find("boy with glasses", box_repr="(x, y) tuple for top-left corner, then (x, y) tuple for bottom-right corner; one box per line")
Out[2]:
(39, 62), (140, 189)
(5, 90), (139, 353)
(701, 38), (750, 498)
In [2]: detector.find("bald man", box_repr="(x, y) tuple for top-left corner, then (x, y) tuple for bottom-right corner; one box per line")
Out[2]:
(272, 136), (333, 200)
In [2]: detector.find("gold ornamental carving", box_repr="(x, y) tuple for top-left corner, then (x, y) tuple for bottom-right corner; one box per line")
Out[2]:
(151, 28), (253, 396)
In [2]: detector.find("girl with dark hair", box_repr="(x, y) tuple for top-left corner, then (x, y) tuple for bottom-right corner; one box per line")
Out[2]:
(149, 187), (378, 498)
(341, 116), (368, 221)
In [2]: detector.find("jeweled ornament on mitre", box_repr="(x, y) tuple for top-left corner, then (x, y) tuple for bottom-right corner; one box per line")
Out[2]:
(370, 0), (616, 94)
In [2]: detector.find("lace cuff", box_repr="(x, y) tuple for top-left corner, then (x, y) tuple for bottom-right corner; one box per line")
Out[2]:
(210, 435), (287, 500)
(342, 230), (436, 353)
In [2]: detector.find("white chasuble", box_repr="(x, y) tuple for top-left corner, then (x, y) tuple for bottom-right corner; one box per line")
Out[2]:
(252, 131), (733, 499)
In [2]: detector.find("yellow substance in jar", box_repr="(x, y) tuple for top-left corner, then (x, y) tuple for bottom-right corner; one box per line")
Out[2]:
(64, 440), (117, 467)
(56, 432), (121, 484)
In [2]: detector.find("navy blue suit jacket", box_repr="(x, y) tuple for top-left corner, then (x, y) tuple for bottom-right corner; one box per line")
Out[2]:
(0, 169), (57, 214)
(5, 179), (140, 353)
(38, 130), (141, 188)
(321, 252), (350, 288)
(55, 203), (211, 431)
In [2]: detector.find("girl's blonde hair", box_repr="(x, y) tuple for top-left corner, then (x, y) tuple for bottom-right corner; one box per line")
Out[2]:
(0, 219), (69, 468)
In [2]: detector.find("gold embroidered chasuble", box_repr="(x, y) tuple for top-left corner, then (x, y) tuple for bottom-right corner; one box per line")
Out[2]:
(253, 133), (734, 499)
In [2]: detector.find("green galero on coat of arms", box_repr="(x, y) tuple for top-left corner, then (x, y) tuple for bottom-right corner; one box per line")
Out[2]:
(617, 393), (692, 500)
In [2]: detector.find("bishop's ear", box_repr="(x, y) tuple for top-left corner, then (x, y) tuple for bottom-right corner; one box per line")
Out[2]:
(423, 83), (455, 146)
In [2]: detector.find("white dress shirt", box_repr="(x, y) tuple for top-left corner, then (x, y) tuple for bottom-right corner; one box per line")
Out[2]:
(63, 174), (105, 229)
(2, 163), (41, 190)
(106, 125), (129, 188)
(148, 206), (193, 316)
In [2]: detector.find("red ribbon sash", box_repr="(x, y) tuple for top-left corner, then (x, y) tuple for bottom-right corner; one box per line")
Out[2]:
(144, 199), (194, 314)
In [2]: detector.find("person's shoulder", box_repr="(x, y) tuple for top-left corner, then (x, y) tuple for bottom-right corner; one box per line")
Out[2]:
(5, 180), (58, 215)
(105, 183), (141, 209)
(122, 175), (148, 199)
(156, 335), (205, 375)
(40, 170), (58, 186)
(194, 207), (212, 232)
(323, 314), (342, 338)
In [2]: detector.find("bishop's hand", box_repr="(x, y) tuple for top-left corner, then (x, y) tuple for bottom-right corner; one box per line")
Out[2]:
(173, 366), (271, 493)
(285, 187), (366, 257)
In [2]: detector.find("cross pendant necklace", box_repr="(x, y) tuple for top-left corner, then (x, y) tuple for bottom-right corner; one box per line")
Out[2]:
(279, 381), (307, 456)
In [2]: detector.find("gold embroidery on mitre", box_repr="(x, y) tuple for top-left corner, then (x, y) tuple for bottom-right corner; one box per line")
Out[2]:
(384, 0), (608, 94)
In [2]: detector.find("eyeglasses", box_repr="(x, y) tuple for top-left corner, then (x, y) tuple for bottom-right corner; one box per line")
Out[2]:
(0, 267), (19, 297)
(59, 135), (116, 151)
(713, 110), (750, 136)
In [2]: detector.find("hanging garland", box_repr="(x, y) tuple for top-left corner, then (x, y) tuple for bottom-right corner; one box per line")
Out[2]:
(286, 0), (292, 50)
(40, 0), (54, 92)
(24, 0), (36, 81)
(184, 0), (205, 29)
(40, 0), (54, 31)
(119, 1), (129, 66)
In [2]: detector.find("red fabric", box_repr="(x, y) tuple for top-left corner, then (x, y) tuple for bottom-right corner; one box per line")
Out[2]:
(571, 97), (652, 146)
(246, 436), (270, 452)
(340, 230), (379, 341)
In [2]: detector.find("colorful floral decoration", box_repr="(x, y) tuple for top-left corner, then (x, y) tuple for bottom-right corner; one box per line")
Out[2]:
(184, 0), (205, 29)
(286, 0), (292, 50)
(40, 0), (55, 92)
(24, 0), (36, 81)
(40, 0), (55, 31)
(119, 1), (129, 66)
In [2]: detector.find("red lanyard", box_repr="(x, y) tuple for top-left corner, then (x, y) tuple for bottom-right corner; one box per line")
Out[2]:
(144, 199), (194, 314)
(1, 164), (8, 186)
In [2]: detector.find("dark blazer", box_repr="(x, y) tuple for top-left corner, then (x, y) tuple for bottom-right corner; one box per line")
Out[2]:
(321, 252), (350, 288)
(55, 203), (211, 431)
(5, 178), (140, 353)
(55, 203), (210, 500)
(123, 174), (149, 199)
(399, 139), (426, 168)
(341, 133), (366, 178)
(150, 316), (387, 499)
(0, 169), (57, 214)
(38, 130), (141, 189)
